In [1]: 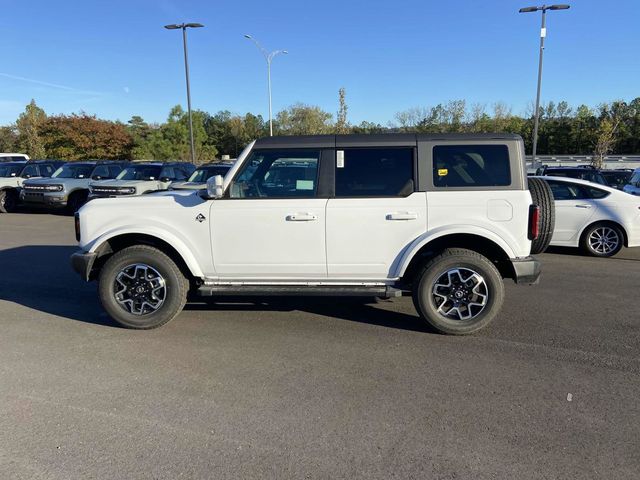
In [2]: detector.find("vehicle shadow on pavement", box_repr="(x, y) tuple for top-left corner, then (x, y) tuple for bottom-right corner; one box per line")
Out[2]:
(0, 245), (432, 332)
(0, 245), (117, 327)
(186, 297), (436, 334)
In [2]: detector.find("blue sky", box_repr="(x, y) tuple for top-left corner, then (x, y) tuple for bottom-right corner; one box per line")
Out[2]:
(1, 0), (638, 126)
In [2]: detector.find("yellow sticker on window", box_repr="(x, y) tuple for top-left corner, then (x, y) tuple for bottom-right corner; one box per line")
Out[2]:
(438, 168), (448, 176)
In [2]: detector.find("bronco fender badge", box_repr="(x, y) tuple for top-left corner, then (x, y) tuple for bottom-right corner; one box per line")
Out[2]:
(195, 214), (206, 223)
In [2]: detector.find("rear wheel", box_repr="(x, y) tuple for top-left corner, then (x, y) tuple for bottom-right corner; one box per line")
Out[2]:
(98, 245), (189, 329)
(0, 189), (18, 213)
(528, 177), (555, 254)
(581, 223), (624, 257)
(412, 248), (504, 335)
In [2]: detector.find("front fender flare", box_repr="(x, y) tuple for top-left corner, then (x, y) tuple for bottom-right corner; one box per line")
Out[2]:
(83, 225), (205, 278)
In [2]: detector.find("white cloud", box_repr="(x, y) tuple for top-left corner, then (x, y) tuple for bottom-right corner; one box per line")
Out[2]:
(0, 73), (103, 96)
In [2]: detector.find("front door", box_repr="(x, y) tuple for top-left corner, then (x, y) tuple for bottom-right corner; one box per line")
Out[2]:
(210, 148), (327, 278)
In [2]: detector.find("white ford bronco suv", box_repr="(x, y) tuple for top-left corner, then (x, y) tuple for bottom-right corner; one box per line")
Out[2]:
(72, 134), (546, 334)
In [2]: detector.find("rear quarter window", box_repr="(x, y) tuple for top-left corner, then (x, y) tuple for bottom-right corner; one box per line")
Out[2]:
(433, 145), (511, 188)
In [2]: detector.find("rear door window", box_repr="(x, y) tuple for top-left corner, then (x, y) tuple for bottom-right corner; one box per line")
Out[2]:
(433, 145), (511, 187)
(335, 147), (414, 197)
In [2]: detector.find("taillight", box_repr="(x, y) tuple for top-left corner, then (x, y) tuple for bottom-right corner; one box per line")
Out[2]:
(528, 205), (540, 240)
(74, 213), (81, 242)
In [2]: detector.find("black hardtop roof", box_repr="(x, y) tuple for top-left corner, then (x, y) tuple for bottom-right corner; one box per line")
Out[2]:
(199, 162), (234, 168)
(129, 161), (193, 166)
(0, 161), (27, 167)
(254, 133), (523, 149)
(27, 159), (65, 164)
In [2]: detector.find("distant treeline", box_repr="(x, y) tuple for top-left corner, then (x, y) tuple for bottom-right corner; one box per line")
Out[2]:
(1, 93), (638, 163)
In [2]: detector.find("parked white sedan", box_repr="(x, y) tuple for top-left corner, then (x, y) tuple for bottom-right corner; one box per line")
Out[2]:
(535, 176), (640, 257)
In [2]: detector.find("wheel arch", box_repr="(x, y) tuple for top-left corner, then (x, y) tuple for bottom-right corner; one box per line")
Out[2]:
(397, 232), (516, 286)
(89, 232), (203, 282)
(579, 219), (629, 248)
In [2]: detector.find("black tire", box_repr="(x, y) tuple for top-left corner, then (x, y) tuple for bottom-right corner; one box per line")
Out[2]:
(580, 223), (624, 258)
(0, 189), (19, 213)
(412, 248), (505, 335)
(98, 245), (189, 329)
(528, 177), (555, 254)
(67, 190), (88, 214)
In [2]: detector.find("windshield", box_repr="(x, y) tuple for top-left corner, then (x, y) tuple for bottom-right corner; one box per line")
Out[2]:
(52, 164), (94, 179)
(188, 166), (231, 183)
(602, 171), (632, 188)
(0, 163), (24, 177)
(117, 165), (162, 181)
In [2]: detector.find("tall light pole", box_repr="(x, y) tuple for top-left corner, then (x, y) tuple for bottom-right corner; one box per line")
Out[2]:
(519, 4), (569, 160)
(164, 22), (204, 163)
(244, 34), (288, 136)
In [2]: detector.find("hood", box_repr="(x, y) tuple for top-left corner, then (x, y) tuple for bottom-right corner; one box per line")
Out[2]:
(170, 181), (206, 190)
(0, 177), (23, 188)
(90, 179), (163, 190)
(78, 190), (207, 249)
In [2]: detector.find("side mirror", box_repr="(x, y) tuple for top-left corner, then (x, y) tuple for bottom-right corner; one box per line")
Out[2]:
(160, 177), (171, 182)
(206, 175), (225, 199)
(92, 175), (102, 180)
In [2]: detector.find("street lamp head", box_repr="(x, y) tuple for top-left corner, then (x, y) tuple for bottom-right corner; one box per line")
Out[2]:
(185, 23), (204, 28)
(519, 6), (540, 13)
(164, 24), (182, 29)
(548, 4), (570, 10)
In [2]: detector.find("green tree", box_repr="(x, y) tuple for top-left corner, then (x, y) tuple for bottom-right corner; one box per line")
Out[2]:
(41, 113), (133, 160)
(335, 87), (350, 134)
(133, 106), (217, 162)
(0, 125), (18, 152)
(275, 103), (333, 135)
(16, 100), (47, 158)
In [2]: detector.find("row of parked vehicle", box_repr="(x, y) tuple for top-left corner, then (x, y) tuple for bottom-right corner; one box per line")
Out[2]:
(535, 165), (640, 195)
(0, 157), (234, 214)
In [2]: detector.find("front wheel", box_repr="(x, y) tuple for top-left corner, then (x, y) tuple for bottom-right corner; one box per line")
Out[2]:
(0, 189), (19, 213)
(581, 223), (624, 257)
(412, 248), (505, 335)
(98, 245), (189, 329)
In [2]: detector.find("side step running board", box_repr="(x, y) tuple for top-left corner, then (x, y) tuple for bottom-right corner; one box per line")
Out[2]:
(197, 285), (403, 298)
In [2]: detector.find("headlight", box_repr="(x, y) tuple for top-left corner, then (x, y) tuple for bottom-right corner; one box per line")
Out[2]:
(119, 187), (136, 194)
(45, 184), (64, 192)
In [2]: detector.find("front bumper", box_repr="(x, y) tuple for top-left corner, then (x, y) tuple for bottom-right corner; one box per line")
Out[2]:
(71, 250), (98, 282)
(21, 190), (68, 207)
(510, 256), (541, 285)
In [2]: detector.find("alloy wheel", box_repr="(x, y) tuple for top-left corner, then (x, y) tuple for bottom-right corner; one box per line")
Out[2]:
(588, 227), (620, 255)
(113, 263), (166, 315)
(431, 268), (489, 321)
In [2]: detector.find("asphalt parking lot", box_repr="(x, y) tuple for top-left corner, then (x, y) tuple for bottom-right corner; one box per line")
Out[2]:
(1, 212), (639, 479)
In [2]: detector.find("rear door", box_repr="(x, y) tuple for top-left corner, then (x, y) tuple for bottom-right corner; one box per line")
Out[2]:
(325, 144), (427, 278)
(546, 180), (597, 242)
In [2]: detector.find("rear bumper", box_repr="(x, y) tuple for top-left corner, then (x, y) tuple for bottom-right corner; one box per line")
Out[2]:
(510, 256), (541, 285)
(71, 250), (98, 282)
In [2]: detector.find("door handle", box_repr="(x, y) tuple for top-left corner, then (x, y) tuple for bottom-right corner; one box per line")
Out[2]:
(386, 212), (418, 221)
(575, 204), (592, 209)
(286, 213), (318, 221)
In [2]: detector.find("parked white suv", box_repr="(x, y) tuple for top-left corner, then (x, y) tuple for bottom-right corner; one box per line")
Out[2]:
(72, 134), (545, 334)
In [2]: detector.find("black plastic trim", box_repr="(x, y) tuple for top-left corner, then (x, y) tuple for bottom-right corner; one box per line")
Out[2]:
(511, 256), (542, 285)
(70, 250), (98, 282)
